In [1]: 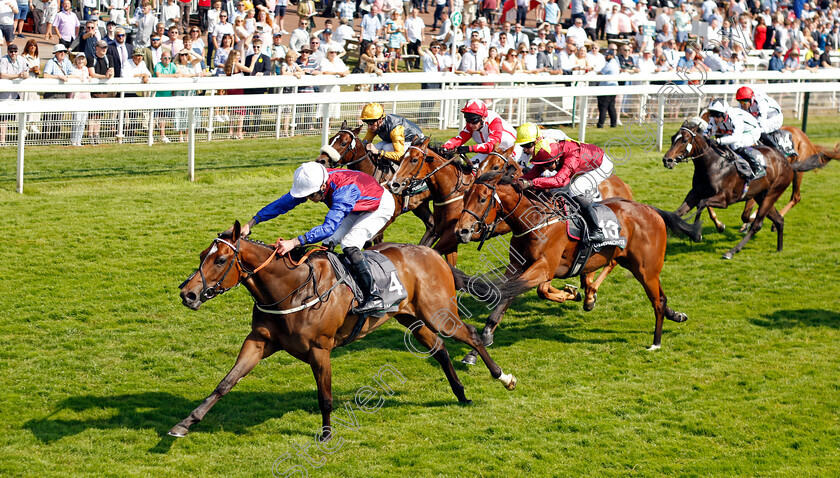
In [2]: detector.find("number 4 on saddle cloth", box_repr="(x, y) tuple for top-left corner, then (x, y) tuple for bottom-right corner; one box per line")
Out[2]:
(325, 248), (408, 320)
(559, 200), (628, 279)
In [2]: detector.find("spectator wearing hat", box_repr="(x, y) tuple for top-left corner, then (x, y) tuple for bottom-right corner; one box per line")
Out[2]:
(597, 48), (619, 129)
(322, 29), (346, 58)
(42, 44), (74, 140)
(783, 48), (801, 71)
(267, 32), (288, 74)
(122, 47), (152, 84)
(768, 47), (784, 72)
(0, 43), (28, 146)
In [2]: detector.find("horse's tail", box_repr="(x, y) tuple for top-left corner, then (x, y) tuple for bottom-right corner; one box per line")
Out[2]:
(792, 154), (830, 172)
(813, 142), (840, 164)
(652, 206), (703, 243)
(449, 265), (531, 303)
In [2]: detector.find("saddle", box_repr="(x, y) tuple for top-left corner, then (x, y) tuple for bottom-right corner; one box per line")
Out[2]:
(561, 200), (627, 279)
(713, 142), (756, 181)
(325, 250), (408, 345)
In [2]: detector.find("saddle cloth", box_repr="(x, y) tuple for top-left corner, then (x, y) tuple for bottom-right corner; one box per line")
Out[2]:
(566, 202), (628, 250)
(771, 129), (797, 157)
(325, 249), (407, 314)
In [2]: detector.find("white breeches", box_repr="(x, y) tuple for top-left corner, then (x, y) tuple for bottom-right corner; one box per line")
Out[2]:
(723, 130), (761, 150)
(324, 192), (396, 250)
(569, 154), (614, 200)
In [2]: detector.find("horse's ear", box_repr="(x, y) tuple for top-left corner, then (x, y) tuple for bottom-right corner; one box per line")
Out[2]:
(353, 123), (363, 135)
(422, 136), (431, 149)
(340, 119), (348, 130)
(503, 145), (516, 158)
(233, 220), (241, 240)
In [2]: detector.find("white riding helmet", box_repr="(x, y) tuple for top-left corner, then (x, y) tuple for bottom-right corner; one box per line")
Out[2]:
(707, 98), (729, 115)
(290, 162), (329, 198)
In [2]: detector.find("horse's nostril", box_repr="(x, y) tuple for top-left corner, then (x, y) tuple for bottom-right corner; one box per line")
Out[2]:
(185, 291), (197, 302)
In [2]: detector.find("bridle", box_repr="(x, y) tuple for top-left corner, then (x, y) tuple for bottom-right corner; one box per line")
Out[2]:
(324, 129), (370, 167)
(461, 176), (523, 250)
(397, 145), (474, 204)
(669, 126), (706, 164)
(181, 236), (337, 314)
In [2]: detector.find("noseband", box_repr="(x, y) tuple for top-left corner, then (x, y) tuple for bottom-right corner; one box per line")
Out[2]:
(670, 127), (704, 163)
(325, 129), (370, 167)
(462, 178), (522, 250)
(181, 237), (244, 302)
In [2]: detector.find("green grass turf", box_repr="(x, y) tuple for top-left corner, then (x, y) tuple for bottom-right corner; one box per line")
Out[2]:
(1, 118), (839, 477)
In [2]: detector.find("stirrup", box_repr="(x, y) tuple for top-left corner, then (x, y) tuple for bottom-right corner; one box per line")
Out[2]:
(353, 296), (386, 314)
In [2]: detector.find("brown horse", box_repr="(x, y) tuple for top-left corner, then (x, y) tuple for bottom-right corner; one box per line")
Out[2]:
(170, 222), (517, 438)
(454, 170), (698, 358)
(388, 139), (634, 267)
(315, 120), (436, 246)
(663, 118), (826, 259)
(695, 112), (838, 232)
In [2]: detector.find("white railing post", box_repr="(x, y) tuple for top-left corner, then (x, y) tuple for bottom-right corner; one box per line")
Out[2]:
(147, 109), (154, 146)
(116, 91), (125, 143)
(320, 102), (331, 145)
(188, 107), (195, 181)
(657, 93), (665, 152)
(578, 94), (588, 143)
(207, 89), (216, 141)
(16, 112), (26, 194)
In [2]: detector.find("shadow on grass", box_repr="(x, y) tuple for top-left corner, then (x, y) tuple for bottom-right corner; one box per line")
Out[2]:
(750, 309), (840, 329)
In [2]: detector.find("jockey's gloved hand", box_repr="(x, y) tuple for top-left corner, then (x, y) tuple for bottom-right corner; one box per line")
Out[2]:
(456, 145), (471, 155)
(514, 178), (532, 192)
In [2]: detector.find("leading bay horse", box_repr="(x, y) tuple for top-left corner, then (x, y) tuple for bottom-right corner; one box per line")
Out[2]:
(316, 120), (437, 246)
(454, 170), (699, 359)
(388, 138), (634, 266)
(663, 118), (826, 259)
(171, 222), (518, 438)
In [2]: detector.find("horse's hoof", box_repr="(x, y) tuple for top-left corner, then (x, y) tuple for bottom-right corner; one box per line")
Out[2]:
(738, 223), (751, 233)
(671, 312), (688, 323)
(504, 375), (517, 391)
(461, 353), (477, 365)
(168, 425), (189, 438)
(647, 344), (661, 351)
(716, 224), (726, 233)
(480, 331), (494, 347)
(458, 398), (473, 405)
(583, 293), (597, 312)
(722, 251), (734, 260)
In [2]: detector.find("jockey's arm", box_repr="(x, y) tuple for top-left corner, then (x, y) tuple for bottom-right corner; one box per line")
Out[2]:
(442, 128), (472, 149)
(299, 186), (359, 245)
(362, 129), (376, 143)
(469, 117), (505, 154)
(521, 164), (544, 181)
(252, 193), (307, 225)
(717, 120), (744, 146)
(532, 155), (576, 189)
(381, 125), (407, 162)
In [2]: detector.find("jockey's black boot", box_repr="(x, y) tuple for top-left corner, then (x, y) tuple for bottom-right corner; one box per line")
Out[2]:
(573, 195), (606, 245)
(737, 146), (766, 180)
(344, 246), (385, 315)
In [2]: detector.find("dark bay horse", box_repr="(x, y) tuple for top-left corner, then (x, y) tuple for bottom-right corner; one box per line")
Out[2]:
(388, 139), (634, 266)
(315, 120), (436, 246)
(454, 170), (698, 360)
(170, 222), (517, 438)
(663, 118), (826, 259)
(694, 112), (838, 232)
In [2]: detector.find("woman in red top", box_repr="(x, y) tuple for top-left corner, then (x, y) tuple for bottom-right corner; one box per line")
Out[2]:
(517, 137), (615, 244)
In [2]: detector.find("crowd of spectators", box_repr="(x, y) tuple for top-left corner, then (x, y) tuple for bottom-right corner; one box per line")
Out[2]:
(0, 0), (838, 144)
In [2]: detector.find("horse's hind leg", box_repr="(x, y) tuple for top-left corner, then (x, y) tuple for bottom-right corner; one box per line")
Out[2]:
(168, 331), (276, 437)
(722, 191), (782, 259)
(707, 207), (727, 232)
(396, 316), (469, 402)
(766, 206), (784, 252)
(462, 296), (515, 366)
(778, 171), (802, 217)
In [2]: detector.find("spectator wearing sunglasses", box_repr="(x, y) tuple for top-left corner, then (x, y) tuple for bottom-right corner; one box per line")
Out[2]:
(107, 27), (132, 77)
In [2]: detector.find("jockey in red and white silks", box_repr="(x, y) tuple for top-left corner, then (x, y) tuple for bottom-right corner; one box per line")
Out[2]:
(442, 99), (522, 165)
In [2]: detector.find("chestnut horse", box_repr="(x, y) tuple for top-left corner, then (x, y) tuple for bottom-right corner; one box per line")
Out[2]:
(170, 222), (517, 438)
(315, 120), (436, 246)
(694, 112), (838, 232)
(454, 170), (698, 359)
(388, 139), (634, 266)
(663, 118), (826, 259)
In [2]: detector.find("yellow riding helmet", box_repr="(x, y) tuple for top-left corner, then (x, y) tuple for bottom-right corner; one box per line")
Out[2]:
(360, 103), (385, 121)
(515, 123), (540, 144)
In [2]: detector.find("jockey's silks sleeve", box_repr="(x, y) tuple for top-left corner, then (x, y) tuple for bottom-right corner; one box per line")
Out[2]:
(382, 125), (406, 162)
(253, 193), (306, 224)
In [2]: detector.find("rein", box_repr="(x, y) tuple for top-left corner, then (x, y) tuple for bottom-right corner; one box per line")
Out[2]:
(671, 126), (708, 163)
(462, 179), (524, 249)
(402, 145), (473, 203)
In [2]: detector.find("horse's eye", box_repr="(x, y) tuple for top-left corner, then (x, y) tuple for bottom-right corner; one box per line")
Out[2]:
(411, 157), (418, 163)
(215, 257), (226, 266)
(492, 165), (500, 170)
(479, 197), (487, 204)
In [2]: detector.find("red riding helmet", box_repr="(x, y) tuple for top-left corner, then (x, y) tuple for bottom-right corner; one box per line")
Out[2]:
(735, 86), (754, 101)
(460, 99), (488, 117)
(530, 138), (562, 165)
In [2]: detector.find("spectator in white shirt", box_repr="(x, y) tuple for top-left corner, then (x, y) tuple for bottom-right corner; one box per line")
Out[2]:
(587, 43), (605, 72)
(566, 17), (587, 46)
(458, 38), (486, 75)
(334, 18), (355, 46)
(511, 22), (529, 49)
(405, 8), (424, 69)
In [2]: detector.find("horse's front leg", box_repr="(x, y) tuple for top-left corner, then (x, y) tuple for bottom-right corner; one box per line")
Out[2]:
(169, 331), (276, 437)
(308, 347), (334, 440)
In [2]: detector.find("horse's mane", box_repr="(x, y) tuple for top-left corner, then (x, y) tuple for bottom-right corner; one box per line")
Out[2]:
(453, 159), (474, 174)
(476, 171), (503, 184)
